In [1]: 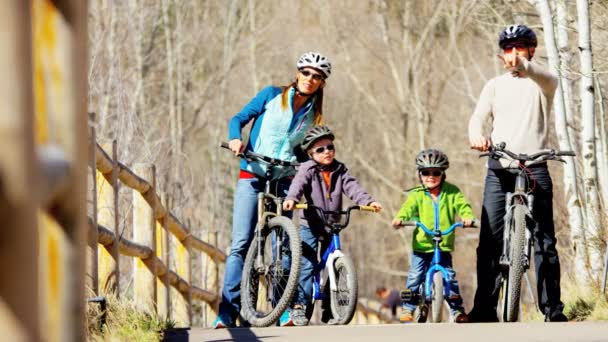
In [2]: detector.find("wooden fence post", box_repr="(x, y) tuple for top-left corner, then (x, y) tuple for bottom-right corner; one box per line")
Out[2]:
(133, 164), (156, 313)
(204, 231), (220, 326)
(97, 141), (119, 295)
(172, 232), (191, 327)
(157, 194), (171, 320)
(87, 113), (98, 297)
(0, 2), (39, 340)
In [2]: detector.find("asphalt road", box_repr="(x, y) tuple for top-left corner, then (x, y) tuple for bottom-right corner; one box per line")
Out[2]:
(189, 322), (608, 342)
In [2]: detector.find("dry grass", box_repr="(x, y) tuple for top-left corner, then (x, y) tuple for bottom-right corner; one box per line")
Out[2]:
(87, 295), (173, 342)
(561, 280), (608, 321)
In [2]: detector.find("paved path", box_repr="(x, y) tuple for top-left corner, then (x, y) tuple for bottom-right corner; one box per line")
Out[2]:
(190, 322), (608, 342)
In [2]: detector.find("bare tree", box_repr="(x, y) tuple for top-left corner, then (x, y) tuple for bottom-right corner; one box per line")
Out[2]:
(576, 0), (603, 282)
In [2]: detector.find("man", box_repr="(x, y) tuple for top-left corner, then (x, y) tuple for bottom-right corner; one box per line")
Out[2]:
(468, 24), (568, 322)
(375, 287), (401, 318)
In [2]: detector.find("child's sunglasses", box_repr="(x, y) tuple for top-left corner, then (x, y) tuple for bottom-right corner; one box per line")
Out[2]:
(420, 169), (443, 177)
(312, 144), (335, 154)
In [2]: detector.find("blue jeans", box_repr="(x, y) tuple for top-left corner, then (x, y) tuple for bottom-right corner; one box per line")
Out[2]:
(218, 177), (291, 322)
(403, 251), (464, 315)
(292, 225), (329, 306)
(471, 165), (564, 319)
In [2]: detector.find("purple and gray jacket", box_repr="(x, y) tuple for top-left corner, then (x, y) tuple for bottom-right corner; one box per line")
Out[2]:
(285, 159), (375, 233)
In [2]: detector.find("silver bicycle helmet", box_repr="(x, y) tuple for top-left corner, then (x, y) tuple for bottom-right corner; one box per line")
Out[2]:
(297, 52), (332, 78)
(499, 24), (537, 49)
(415, 149), (450, 170)
(301, 126), (335, 150)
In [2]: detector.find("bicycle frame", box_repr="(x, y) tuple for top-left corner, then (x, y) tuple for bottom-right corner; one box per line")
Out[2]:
(294, 204), (375, 301)
(412, 218), (463, 302)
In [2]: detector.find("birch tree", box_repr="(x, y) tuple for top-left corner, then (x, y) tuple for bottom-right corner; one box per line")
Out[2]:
(576, 0), (603, 282)
(530, 0), (588, 283)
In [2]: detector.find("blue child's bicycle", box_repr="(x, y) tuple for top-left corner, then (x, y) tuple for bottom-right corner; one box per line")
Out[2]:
(398, 219), (476, 323)
(294, 203), (377, 325)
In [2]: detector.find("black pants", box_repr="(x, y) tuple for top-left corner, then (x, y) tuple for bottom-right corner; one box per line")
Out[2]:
(470, 165), (564, 320)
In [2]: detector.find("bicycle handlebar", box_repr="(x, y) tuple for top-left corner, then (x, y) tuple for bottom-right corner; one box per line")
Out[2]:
(220, 142), (299, 167)
(294, 203), (377, 230)
(479, 142), (575, 164)
(399, 219), (478, 236)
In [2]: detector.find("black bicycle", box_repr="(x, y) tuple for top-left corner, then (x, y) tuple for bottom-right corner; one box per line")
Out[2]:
(221, 142), (302, 327)
(480, 142), (574, 322)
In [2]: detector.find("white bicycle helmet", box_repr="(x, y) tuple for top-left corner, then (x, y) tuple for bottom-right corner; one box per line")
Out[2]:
(297, 51), (332, 78)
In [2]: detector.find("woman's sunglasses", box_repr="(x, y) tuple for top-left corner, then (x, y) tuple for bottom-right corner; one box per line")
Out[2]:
(312, 144), (335, 154)
(300, 70), (325, 81)
(420, 169), (443, 177)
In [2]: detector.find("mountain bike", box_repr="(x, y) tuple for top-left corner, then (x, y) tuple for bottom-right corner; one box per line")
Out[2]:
(480, 142), (574, 322)
(294, 203), (377, 325)
(221, 142), (302, 327)
(398, 219), (476, 323)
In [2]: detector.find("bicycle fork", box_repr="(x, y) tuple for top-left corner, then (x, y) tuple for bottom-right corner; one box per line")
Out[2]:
(499, 192), (535, 269)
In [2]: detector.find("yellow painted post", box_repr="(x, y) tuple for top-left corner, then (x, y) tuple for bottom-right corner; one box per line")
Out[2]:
(31, 0), (89, 340)
(157, 194), (170, 320)
(171, 232), (191, 327)
(0, 3), (39, 340)
(87, 113), (98, 297)
(133, 164), (156, 313)
(204, 231), (219, 325)
(97, 141), (119, 295)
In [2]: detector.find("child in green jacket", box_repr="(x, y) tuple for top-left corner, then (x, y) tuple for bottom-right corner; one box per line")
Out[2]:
(391, 149), (475, 323)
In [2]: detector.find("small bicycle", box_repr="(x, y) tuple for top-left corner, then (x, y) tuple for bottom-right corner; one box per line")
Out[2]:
(293, 203), (377, 325)
(221, 142), (302, 327)
(480, 142), (574, 322)
(398, 219), (476, 323)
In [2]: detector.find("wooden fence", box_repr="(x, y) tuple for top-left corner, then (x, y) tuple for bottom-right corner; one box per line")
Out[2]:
(0, 1), (88, 341)
(88, 134), (226, 327)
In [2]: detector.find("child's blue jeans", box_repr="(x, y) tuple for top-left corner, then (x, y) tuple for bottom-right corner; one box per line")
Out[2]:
(403, 251), (464, 315)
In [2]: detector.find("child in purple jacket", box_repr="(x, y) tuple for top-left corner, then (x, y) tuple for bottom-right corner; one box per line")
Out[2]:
(282, 126), (382, 326)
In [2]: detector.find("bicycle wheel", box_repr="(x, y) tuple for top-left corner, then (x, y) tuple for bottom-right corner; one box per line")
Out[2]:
(240, 216), (302, 327)
(505, 204), (527, 322)
(429, 272), (444, 323)
(329, 256), (358, 325)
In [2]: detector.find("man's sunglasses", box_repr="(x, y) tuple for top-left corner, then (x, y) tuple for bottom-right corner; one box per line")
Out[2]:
(300, 70), (325, 81)
(312, 144), (335, 154)
(420, 169), (443, 177)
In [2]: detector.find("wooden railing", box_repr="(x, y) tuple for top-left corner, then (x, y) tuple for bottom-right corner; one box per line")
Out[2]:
(88, 136), (226, 327)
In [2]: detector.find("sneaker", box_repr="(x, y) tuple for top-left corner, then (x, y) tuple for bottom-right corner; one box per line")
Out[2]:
(399, 308), (414, 323)
(279, 308), (294, 327)
(545, 311), (568, 322)
(453, 311), (468, 323)
(292, 305), (309, 326)
(213, 314), (234, 329)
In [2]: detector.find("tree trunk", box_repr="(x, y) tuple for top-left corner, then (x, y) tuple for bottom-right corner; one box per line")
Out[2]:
(576, 0), (603, 283)
(532, 0), (588, 282)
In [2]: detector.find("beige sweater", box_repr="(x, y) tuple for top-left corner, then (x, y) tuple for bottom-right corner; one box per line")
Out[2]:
(468, 58), (558, 169)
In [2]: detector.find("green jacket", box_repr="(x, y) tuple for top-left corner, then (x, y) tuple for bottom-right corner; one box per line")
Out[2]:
(393, 182), (475, 253)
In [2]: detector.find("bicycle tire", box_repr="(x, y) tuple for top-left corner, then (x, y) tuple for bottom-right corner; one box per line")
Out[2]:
(505, 204), (527, 322)
(430, 272), (444, 323)
(329, 256), (358, 325)
(240, 216), (302, 327)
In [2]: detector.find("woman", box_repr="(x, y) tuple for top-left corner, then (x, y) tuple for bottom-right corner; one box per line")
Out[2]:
(214, 51), (332, 328)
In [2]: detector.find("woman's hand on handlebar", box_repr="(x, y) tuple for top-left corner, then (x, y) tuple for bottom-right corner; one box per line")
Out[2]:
(228, 139), (244, 155)
(283, 199), (295, 211)
(469, 136), (491, 152)
(369, 201), (383, 212)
